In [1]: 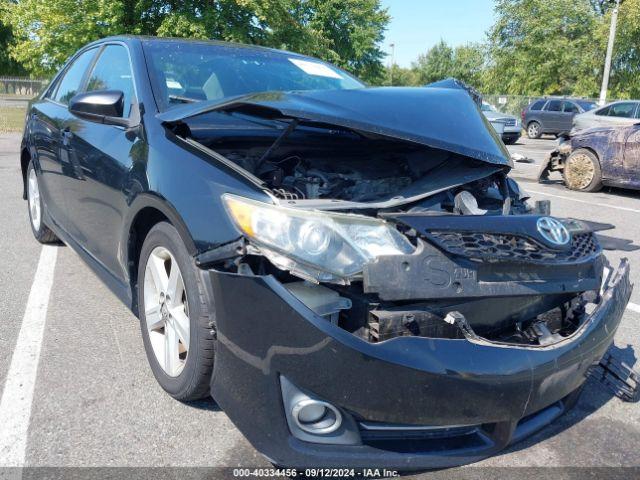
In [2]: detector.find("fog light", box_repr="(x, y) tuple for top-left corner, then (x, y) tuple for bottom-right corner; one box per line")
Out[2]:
(292, 399), (342, 434)
(280, 376), (359, 445)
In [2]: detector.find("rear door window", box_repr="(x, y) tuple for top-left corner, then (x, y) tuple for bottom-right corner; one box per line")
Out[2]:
(52, 48), (98, 105)
(545, 100), (562, 112)
(595, 106), (611, 116)
(85, 44), (135, 117)
(562, 101), (580, 113)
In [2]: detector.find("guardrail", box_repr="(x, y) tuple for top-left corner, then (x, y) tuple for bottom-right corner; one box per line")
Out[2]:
(0, 77), (48, 97)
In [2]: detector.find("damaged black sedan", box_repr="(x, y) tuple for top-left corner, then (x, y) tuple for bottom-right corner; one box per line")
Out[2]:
(21, 36), (633, 470)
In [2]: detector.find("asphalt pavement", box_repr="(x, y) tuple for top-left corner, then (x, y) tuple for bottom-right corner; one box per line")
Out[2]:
(0, 132), (638, 478)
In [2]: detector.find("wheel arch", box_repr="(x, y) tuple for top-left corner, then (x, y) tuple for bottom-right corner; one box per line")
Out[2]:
(569, 146), (601, 164)
(123, 194), (197, 316)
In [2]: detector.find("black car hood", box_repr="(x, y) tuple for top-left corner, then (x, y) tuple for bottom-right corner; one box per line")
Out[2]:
(158, 86), (512, 168)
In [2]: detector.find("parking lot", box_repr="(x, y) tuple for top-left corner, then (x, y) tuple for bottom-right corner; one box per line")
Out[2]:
(0, 132), (639, 478)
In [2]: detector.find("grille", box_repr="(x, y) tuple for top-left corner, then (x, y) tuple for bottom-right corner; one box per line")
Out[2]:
(496, 117), (517, 127)
(427, 231), (600, 264)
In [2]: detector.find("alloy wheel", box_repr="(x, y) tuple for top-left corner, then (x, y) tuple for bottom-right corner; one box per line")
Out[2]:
(527, 123), (539, 138)
(565, 153), (595, 190)
(143, 246), (190, 377)
(28, 168), (41, 231)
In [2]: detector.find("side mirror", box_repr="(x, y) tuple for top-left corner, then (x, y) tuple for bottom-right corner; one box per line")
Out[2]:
(69, 90), (130, 127)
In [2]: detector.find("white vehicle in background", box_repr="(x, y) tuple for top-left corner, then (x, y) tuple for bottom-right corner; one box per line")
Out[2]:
(572, 100), (640, 134)
(481, 102), (522, 144)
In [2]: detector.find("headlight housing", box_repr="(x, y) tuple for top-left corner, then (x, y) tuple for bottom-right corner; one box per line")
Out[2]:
(223, 194), (414, 283)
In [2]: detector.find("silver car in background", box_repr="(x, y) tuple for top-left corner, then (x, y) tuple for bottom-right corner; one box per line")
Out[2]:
(572, 100), (640, 133)
(481, 102), (522, 144)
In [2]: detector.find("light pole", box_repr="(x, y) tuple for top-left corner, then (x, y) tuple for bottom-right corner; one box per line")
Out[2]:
(599, 0), (621, 105)
(389, 43), (396, 85)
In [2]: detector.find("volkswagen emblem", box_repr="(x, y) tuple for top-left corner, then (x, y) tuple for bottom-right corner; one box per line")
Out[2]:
(536, 217), (570, 246)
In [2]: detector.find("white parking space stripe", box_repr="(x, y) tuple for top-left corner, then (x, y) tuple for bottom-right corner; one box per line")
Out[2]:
(0, 246), (58, 467)
(627, 302), (640, 314)
(525, 188), (640, 214)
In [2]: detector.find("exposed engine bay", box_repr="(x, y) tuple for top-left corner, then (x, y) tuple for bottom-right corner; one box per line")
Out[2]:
(179, 111), (530, 213)
(171, 100), (616, 352)
(233, 151), (414, 202)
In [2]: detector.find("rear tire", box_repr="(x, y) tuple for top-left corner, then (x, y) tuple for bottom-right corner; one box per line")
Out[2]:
(26, 160), (59, 244)
(137, 221), (215, 401)
(527, 121), (542, 139)
(563, 148), (603, 192)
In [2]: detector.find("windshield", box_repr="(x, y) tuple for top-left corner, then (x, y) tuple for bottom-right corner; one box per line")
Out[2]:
(142, 40), (365, 111)
(577, 100), (597, 111)
(481, 103), (496, 112)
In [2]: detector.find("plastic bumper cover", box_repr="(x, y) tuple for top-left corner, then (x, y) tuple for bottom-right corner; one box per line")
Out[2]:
(203, 260), (631, 469)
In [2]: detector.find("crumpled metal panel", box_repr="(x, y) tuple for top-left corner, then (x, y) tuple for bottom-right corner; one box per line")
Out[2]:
(158, 84), (512, 168)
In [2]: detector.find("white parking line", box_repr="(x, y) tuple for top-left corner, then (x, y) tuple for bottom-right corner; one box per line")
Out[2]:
(0, 246), (58, 467)
(627, 302), (640, 314)
(525, 189), (640, 214)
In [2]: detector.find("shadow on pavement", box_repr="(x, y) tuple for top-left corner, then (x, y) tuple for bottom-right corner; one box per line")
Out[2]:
(185, 397), (222, 412)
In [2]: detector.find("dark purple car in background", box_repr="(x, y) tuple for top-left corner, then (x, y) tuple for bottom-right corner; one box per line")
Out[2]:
(539, 123), (640, 192)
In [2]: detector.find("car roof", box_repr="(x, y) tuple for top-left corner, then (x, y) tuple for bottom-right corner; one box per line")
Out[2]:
(527, 97), (597, 109)
(604, 100), (640, 105)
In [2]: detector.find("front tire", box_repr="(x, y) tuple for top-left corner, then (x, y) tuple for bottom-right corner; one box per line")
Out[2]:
(138, 222), (215, 401)
(527, 121), (542, 139)
(563, 148), (603, 192)
(26, 160), (59, 244)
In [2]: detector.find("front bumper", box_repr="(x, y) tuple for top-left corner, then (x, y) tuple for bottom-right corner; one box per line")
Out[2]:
(502, 131), (521, 143)
(203, 260), (631, 470)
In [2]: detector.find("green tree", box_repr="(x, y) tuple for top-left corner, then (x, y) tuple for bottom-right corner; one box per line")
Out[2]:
(411, 40), (486, 89)
(412, 40), (454, 85)
(0, 19), (26, 75)
(484, 0), (603, 96)
(1, 0), (120, 76)
(1, 0), (389, 83)
(382, 64), (419, 86)
(607, 0), (640, 98)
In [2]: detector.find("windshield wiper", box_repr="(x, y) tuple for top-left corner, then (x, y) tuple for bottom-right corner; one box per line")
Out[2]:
(169, 94), (198, 104)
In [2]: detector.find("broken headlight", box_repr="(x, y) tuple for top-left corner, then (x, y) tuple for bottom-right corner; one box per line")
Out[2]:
(223, 194), (414, 283)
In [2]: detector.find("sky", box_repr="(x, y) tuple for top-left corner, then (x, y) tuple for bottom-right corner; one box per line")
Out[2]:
(381, 0), (496, 67)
